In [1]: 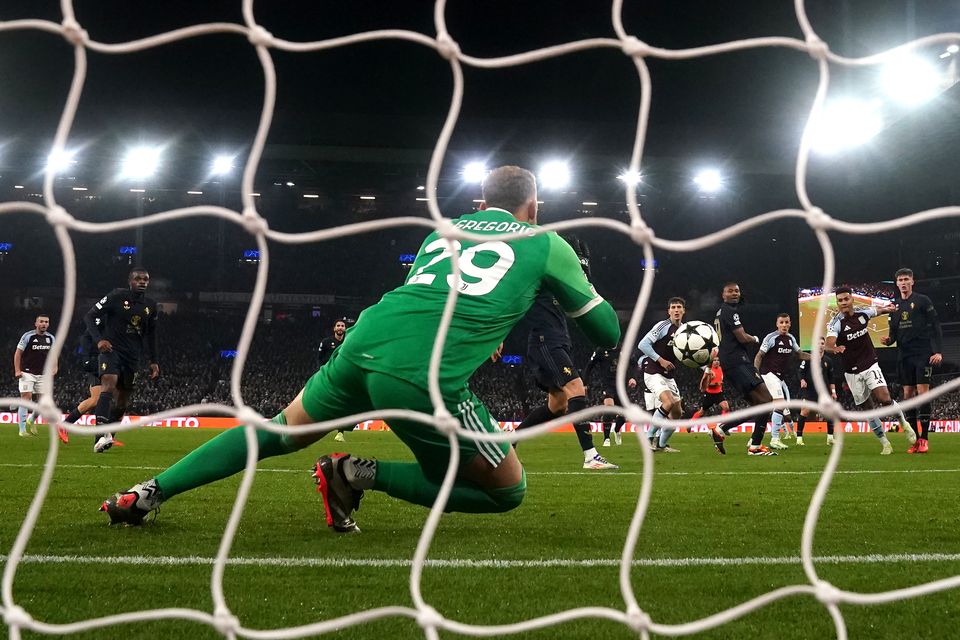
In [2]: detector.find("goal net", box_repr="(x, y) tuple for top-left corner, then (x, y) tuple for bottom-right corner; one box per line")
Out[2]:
(3, 1), (960, 638)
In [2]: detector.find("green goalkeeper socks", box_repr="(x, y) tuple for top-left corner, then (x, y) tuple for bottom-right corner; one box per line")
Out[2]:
(155, 414), (300, 500)
(372, 460), (525, 514)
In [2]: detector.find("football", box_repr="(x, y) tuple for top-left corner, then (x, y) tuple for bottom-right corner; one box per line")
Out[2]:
(671, 320), (719, 368)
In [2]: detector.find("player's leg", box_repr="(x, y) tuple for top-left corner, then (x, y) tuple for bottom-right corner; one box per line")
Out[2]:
(512, 345), (566, 442)
(762, 373), (787, 449)
(325, 374), (525, 527)
(797, 407), (809, 445)
(601, 396), (615, 446)
(781, 381), (795, 439)
(744, 371), (778, 454)
(913, 358), (934, 451)
(17, 387), (32, 436)
(653, 381), (681, 452)
(100, 354), (359, 526)
(564, 377), (616, 469)
(612, 409), (625, 445)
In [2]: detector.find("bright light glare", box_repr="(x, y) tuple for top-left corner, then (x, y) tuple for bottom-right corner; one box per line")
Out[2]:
(809, 99), (883, 154)
(462, 162), (488, 184)
(617, 170), (642, 187)
(539, 161), (570, 190)
(881, 56), (942, 106)
(121, 147), (161, 179)
(693, 169), (723, 193)
(46, 149), (77, 174)
(211, 154), (234, 175)
(948, 44), (959, 54)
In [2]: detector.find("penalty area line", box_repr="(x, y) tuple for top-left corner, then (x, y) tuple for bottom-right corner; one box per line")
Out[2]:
(4, 552), (960, 570)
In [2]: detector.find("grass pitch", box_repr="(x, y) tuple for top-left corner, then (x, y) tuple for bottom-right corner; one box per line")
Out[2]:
(3, 426), (960, 639)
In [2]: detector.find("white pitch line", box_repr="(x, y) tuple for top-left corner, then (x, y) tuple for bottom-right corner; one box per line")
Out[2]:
(2, 463), (960, 478)
(3, 552), (960, 570)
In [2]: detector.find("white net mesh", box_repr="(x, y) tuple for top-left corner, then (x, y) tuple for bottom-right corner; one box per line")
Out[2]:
(3, 1), (960, 638)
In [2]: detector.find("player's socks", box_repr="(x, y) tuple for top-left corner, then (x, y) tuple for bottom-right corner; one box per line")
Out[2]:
(920, 403), (932, 440)
(602, 422), (612, 440)
(371, 460), (525, 513)
(567, 396), (595, 453)
(155, 413), (300, 499)
(17, 406), (28, 434)
(658, 426), (676, 448)
(93, 392), (114, 443)
(691, 409), (704, 420)
(797, 415), (807, 437)
(869, 418), (886, 440)
(827, 421), (835, 436)
(749, 413), (769, 447)
(64, 407), (82, 423)
(770, 411), (784, 442)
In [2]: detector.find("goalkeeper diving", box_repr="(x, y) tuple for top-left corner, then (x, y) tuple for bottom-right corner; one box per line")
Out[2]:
(100, 165), (620, 532)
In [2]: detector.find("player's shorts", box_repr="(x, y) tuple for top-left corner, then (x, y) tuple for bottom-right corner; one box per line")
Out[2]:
(302, 351), (510, 478)
(598, 376), (616, 400)
(527, 342), (580, 391)
(723, 363), (764, 397)
(18, 372), (45, 394)
(897, 354), (933, 387)
(644, 373), (680, 404)
(644, 390), (656, 411)
(700, 391), (726, 411)
(82, 356), (101, 388)
(844, 363), (887, 406)
(761, 372), (786, 400)
(97, 351), (138, 391)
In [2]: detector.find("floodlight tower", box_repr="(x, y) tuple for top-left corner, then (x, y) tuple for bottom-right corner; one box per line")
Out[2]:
(210, 154), (235, 290)
(121, 146), (162, 265)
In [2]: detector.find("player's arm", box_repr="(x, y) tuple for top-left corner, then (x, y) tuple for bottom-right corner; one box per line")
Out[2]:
(881, 308), (899, 346)
(582, 350), (598, 380)
(84, 292), (114, 350)
(824, 317), (844, 354)
(638, 321), (673, 371)
(791, 335), (811, 361)
(826, 360), (837, 397)
(144, 308), (159, 379)
(699, 369), (710, 392)
(753, 332), (773, 369)
(927, 297), (944, 364)
(49, 334), (58, 376)
(542, 233), (619, 348)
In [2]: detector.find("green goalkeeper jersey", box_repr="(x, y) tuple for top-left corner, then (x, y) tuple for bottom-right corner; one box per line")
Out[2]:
(339, 207), (620, 389)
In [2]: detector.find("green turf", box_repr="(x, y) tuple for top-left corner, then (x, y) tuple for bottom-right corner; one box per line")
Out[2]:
(2, 426), (960, 639)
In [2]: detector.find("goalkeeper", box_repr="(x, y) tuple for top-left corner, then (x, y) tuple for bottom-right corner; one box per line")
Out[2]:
(101, 165), (620, 532)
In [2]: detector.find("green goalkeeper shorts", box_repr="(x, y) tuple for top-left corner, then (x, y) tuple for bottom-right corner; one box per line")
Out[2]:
(301, 352), (510, 481)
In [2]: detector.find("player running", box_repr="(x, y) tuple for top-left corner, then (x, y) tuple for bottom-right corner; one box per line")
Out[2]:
(796, 336), (837, 446)
(692, 353), (730, 426)
(711, 282), (779, 456)
(100, 165), (620, 532)
(881, 268), (943, 453)
(84, 268), (160, 453)
(825, 287), (915, 454)
(583, 343), (638, 447)
(638, 297), (686, 453)
(754, 313), (809, 450)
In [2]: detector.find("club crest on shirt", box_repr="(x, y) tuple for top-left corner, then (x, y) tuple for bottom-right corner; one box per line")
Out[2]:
(859, 316), (866, 325)
(902, 311), (909, 321)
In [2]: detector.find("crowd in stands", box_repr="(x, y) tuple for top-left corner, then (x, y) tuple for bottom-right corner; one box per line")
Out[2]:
(3, 308), (960, 425)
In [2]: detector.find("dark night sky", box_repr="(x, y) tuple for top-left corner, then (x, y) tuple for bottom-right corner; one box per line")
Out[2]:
(0, 1), (958, 316)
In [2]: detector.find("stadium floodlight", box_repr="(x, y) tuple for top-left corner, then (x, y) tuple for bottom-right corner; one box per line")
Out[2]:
(617, 170), (642, 187)
(809, 99), (883, 154)
(880, 55), (942, 106)
(539, 160), (570, 190)
(693, 168), (723, 193)
(462, 161), (488, 184)
(46, 149), (77, 174)
(210, 154), (234, 176)
(120, 146), (161, 179)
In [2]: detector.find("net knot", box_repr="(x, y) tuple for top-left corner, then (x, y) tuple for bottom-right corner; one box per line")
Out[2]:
(805, 36), (829, 61)
(433, 407), (461, 435)
(434, 218), (459, 239)
(3, 605), (32, 628)
(241, 209), (269, 235)
(818, 395), (843, 421)
(45, 205), (74, 228)
(814, 580), (842, 604)
(213, 609), (240, 636)
(623, 405), (645, 428)
(621, 36), (651, 58)
(630, 222), (655, 245)
(38, 397), (61, 427)
(626, 606), (651, 633)
(416, 605), (444, 629)
(804, 207), (832, 231)
(247, 25), (275, 48)
(435, 34), (461, 61)
(235, 406), (264, 428)
(61, 19), (89, 46)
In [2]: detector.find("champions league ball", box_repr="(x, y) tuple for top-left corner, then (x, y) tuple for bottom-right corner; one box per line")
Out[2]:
(671, 321), (719, 368)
